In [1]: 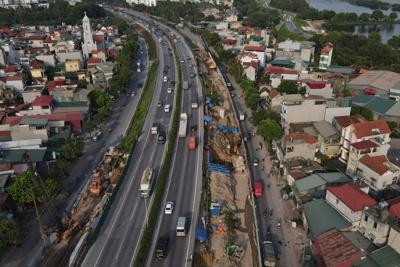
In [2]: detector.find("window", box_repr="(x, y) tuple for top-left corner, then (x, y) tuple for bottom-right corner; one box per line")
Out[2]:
(315, 101), (325, 105)
(350, 159), (355, 165)
(75, 65), (77, 67)
(382, 182), (386, 188)
(364, 215), (368, 222)
(373, 222), (377, 229)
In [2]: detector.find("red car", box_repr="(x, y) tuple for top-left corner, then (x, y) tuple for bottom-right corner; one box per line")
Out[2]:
(191, 125), (197, 132)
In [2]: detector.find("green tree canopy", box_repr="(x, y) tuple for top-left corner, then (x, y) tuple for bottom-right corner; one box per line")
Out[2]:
(277, 80), (298, 94)
(0, 215), (20, 249)
(90, 90), (113, 108)
(257, 119), (282, 141)
(250, 109), (280, 126)
(82, 120), (96, 136)
(260, 73), (271, 85)
(351, 106), (374, 121)
(61, 140), (84, 160)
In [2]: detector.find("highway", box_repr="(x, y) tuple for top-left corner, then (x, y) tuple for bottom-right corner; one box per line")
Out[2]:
(82, 16), (179, 267)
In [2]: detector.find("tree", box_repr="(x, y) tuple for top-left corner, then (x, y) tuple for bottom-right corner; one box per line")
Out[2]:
(98, 106), (110, 117)
(0, 215), (20, 249)
(257, 119), (282, 141)
(359, 13), (370, 21)
(351, 106), (373, 121)
(90, 90), (113, 108)
(250, 109), (269, 126)
(277, 80), (298, 94)
(368, 31), (382, 43)
(371, 10), (384, 21)
(57, 158), (70, 171)
(83, 120), (96, 136)
(389, 12), (398, 21)
(61, 140), (84, 160)
(245, 93), (261, 111)
(260, 73), (271, 84)
(7, 171), (57, 203)
(65, 71), (78, 80)
(298, 86), (306, 95)
(77, 79), (87, 88)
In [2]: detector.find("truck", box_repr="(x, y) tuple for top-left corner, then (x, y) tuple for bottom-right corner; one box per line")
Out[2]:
(183, 81), (189, 90)
(151, 123), (159, 135)
(254, 182), (262, 197)
(239, 112), (245, 121)
(189, 136), (196, 149)
(179, 113), (188, 137)
(139, 168), (154, 197)
(262, 241), (277, 266)
(137, 60), (141, 73)
(191, 93), (198, 108)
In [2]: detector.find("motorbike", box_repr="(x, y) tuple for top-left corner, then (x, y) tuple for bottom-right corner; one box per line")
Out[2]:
(278, 241), (282, 247)
(267, 226), (270, 235)
(267, 183), (270, 190)
(109, 128), (112, 133)
(276, 254), (280, 262)
(262, 157), (265, 162)
(263, 209), (267, 218)
(278, 221), (281, 228)
(261, 167), (264, 171)
(65, 191), (70, 197)
(269, 210), (272, 217)
(76, 177), (80, 182)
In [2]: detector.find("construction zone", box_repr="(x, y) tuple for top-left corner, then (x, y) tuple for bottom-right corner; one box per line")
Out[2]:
(42, 147), (126, 267)
(193, 44), (258, 267)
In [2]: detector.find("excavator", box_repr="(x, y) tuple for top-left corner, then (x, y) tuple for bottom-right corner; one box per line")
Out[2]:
(90, 172), (102, 195)
(63, 218), (81, 239)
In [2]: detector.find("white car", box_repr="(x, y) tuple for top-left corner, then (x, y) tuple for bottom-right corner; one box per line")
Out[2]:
(163, 76), (168, 82)
(165, 202), (174, 214)
(167, 88), (173, 93)
(164, 104), (171, 112)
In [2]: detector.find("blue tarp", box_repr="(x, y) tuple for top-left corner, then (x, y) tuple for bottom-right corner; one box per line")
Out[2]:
(204, 115), (213, 122)
(210, 203), (220, 215)
(218, 125), (225, 130)
(230, 127), (238, 133)
(91, 214), (102, 229)
(195, 227), (209, 242)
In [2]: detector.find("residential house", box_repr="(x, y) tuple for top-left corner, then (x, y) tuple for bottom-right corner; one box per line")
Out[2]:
(287, 170), (306, 186)
(4, 65), (16, 76)
(22, 85), (44, 103)
(28, 35), (46, 47)
(264, 66), (299, 88)
(293, 172), (352, 204)
(312, 229), (362, 266)
(322, 72), (347, 94)
(90, 49), (107, 63)
(326, 183), (377, 230)
(352, 95), (400, 123)
(221, 39), (237, 50)
(29, 59), (45, 78)
(259, 83), (272, 98)
(87, 58), (102, 68)
(339, 119), (391, 162)
(243, 46), (266, 67)
(313, 120), (341, 157)
(318, 42), (333, 70)
(359, 203), (399, 247)
(302, 198), (353, 241)
(56, 51), (83, 69)
(281, 94), (326, 133)
(42, 40), (58, 52)
(352, 246), (400, 266)
(35, 53), (56, 68)
(305, 81), (333, 99)
(266, 90), (284, 112)
(65, 59), (80, 72)
(355, 155), (400, 191)
(6, 74), (26, 96)
(324, 97), (353, 124)
(17, 95), (53, 116)
(95, 62), (115, 82)
(332, 115), (366, 135)
(276, 133), (318, 163)
(0, 84), (16, 104)
(243, 61), (258, 81)
(275, 39), (315, 62)
(93, 35), (106, 51)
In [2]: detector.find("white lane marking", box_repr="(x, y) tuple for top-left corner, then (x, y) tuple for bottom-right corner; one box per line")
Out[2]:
(130, 202), (139, 221)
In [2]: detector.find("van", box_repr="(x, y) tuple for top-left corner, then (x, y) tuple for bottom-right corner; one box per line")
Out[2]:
(155, 236), (169, 259)
(176, 216), (187, 236)
(281, 189), (289, 200)
(254, 182), (262, 197)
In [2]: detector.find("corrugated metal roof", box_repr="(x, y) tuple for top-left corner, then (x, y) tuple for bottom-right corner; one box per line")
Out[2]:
(313, 120), (340, 139)
(352, 246), (400, 267)
(303, 198), (352, 239)
(0, 149), (46, 164)
(20, 118), (48, 126)
(365, 97), (396, 115)
(385, 101), (400, 117)
(295, 173), (326, 193)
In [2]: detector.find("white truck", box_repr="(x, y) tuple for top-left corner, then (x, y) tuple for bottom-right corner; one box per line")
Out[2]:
(178, 113), (188, 138)
(183, 81), (189, 90)
(262, 241), (277, 266)
(139, 167), (154, 197)
(239, 112), (245, 121)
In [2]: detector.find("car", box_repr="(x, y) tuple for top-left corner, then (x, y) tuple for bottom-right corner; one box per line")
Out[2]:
(191, 125), (197, 132)
(253, 158), (259, 167)
(142, 62), (147, 66)
(170, 80), (175, 86)
(180, 59), (185, 63)
(131, 91), (135, 96)
(140, 51), (143, 54)
(163, 70), (168, 74)
(179, 42), (183, 45)
(164, 104), (171, 112)
(167, 48), (171, 51)
(167, 88), (173, 93)
(190, 73), (195, 78)
(227, 82), (232, 87)
(165, 65), (170, 70)
(168, 53), (172, 56)
(161, 43), (165, 46)
(164, 202), (174, 214)
(157, 101), (163, 107)
(189, 63), (193, 67)
(158, 131), (166, 144)
(163, 76), (168, 82)
(230, 92), (236, 98)
(137, 83), (143, 88)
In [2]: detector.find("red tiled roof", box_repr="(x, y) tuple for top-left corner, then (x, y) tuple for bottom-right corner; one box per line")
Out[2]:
(306, 81), (333, 88)
(29, 59), (44, 68)
(2, 113), (84, 130)
(260, 83), (272, 87)
(15, 103), (31, 111)
(88, 58), (102, 64)
(325, 42), (333, 47)
(268, 89), (280, 98)
(32, 95), (53, 106)
(334, 115), (366, 128)
(315, 229), (362, 266)
(328, 183), (377, 212)
(6, 74), (23, 81)
(322, 72), (346, 79)
(222, 39), (237, 45)
(265, 66), (284, 74)
(244, 46), (265, 52)
(29, 36), (45, 41)
(350, 140), (379, 150)
(238, 26), (249, 31)
(284, 133), (318, 144)
(91, 49), (106, 55)
(43, 40), (58, 44)
(108, 50), (118, 55)
(93, 35), (103, 44)
(26, 48), (45, 54)
(4, 65), (15, 73)
(353, 120), (391, 139)
(359, 155), (391, 175)
(243, 61), (259, 70)
(321, 47), (331, 53)
(283, 69), (298, 75)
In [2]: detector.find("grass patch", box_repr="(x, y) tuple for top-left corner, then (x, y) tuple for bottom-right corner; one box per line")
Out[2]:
(119, 58), (159, 153)
(278, 24), (308, 42)
(293, 16), (308, 29)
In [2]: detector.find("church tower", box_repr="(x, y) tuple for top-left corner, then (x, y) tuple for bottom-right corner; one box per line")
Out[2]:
(82, 12), (97, 58)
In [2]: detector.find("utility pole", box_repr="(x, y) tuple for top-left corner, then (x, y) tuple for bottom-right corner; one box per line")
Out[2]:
(30, 186), (47, 248)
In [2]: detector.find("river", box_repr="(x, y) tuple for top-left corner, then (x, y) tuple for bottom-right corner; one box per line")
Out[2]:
(305, 0), (400, 43)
